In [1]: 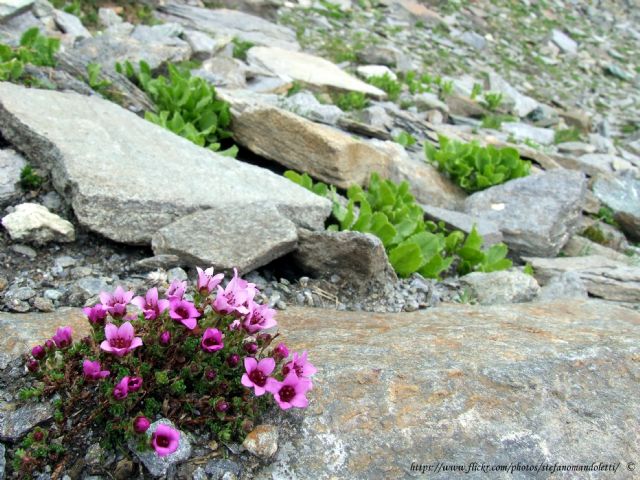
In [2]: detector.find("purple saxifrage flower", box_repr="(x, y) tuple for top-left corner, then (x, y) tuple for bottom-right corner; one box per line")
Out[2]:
(242, 301), (277, 334)
(82, 304), (108, 325)
(282, 351), (317, 378)
(31, 345), (46, 360)
(100, 322), (143, 357)
(52, 326), (73, 349)
(131, 287), (170, 321)
(127, 376), (143, 392)
(113, 377), (129, 400)
(201, 328), (224, 352)
(266, 372), (312, 410)
(196, 267), (224, 295)
(82, 359), (110, 381)
(169, 299), (200, 330)
(241, 357), (276, 396)
(166, 279), (186, 301)
(99, 286), (134, 318)
(213, 268), (257, 315)
(151, 424), (180, 457)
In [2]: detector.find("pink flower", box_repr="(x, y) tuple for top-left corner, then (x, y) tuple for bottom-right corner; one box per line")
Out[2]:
(82, 359), (110, 380)
(242, 302), (277, 334)
(266, 372), (312, 410)
(113, 377), (129, 400)
(241, 357), (276, 396)
(196, 267), (224, 295)
(159, 331), (171, 345)
(100, 322), (143, 357)
(131, 287), (170, 321)
(127, 376), (143, 392)
(273, 342), (289, 361)
(283, 351), (317, 378)
(166, 280), (186, 301)
(151, 424), (180, 457)
(31, 345), (46, 360)
(201, 328), (224, 352)
(133, 416), (150, 434)
(52, 326), (73, 349)
(99, 286), (134, 317)
(213, 268), (257, 315)
(169, 299), (200, 330)
(82, 304), (108, 325)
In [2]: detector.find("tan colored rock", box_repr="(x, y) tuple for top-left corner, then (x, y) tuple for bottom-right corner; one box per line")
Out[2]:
(243, 424), (279, 459)
(561, 235), (634, 265)
(1, 203), (75, 245)
(246, 46), (386, 99)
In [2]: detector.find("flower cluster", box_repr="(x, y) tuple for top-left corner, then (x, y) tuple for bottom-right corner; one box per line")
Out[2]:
(24, 267), (315, 462)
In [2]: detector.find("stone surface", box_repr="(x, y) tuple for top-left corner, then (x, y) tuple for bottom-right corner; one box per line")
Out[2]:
(0, 442), (4, 480)
(561, 235), (634, 265)
(246, 47), (386, 98)
(0, 148), (25, 205)
(0, 308), (90, 369)
(459, 270), (540, 305)
(355, 65), (396, 80)
(260, 302), (640, 479)
(242, 424), (279, 459)
(183, 29), (219, 60)
(157, 4), (299, 51)
(501, 122), (556, 145)
(0, 0), (32, 20)
(0, 402), (53, 442)
(523, 255), (640, 302)
(592, 173), (640, 241)
(53, 9), (91, 38)
(551, 29), (577, 54)
(98, 7), (121, 28)
(152, 205), (298, 274)
(193, 57), (246, 90)
(537, 271), (588, 301)
(129, 419), (191, 477)
(280, 91), (342, 125)
(488, 72), (539, 117)
(1, 203), (75, 245)
(0, 83), (331, 244)
(464, 169), (587, 257)
(293, 229), (397, 287)
(421, 204), (503, 245)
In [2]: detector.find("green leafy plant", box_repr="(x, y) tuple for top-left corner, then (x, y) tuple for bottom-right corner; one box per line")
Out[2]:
(334, 91), (369, 111)
(438, 80), (454, 99)
(393, 131), (417, 148)
(402, 71), (433, 94)
(366, 73), (402, 101)
(553, 127), (582, 144)
(284, 171), (331, 197)
(117, 60), (237, 157)
(0, 27), (60, 82)
(481, 114), (517, 130)
(425, 135), (531, 193)
(86, 62), (112, 94)
(20, 165), (44, 190)
(470, 82), (483, 100)
(482, 92), (504, 111)
(232, 37), (255, 61)
(596, 206), (619, 227)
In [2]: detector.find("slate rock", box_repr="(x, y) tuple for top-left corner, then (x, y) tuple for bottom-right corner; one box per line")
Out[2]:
(488, 72), (539, 117)
(133, 255), (183, 272)
(0, 83), (331, 244)
(501, 122), (555, 145)
(129, 419), (192, 477)
(192, 57), (246, 90)
(0, 402), (53, 442)
(1, 203), (75, 245)
(152, 205), (298, 274)
(53, 9), (90, 39)
(0, 0), (33, 21)
(280, 91), (342, 125)
(537, 271), (588, 301)
(551, 29), (577, 54)
(459, 270), (540, 305)
(592, 173), (640, 241)
(0, 148), (25, 205)
(98, 7), (121, 28)
(183, 29), (220, 60)
(0, 442), (5, 480)
(421, 204), (503, 245)
(464, 169), (587, 257)
(260, 302), (640, 478)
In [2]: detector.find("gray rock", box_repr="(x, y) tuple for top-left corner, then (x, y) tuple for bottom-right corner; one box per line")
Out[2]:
(129, 419), (191, 477)
(459, 30), (486, 50)
(1, 203), (75, 245)
(157, 4), (300, 51)
(205, 459), (242, 479)
(356, 43), (401, 67)
(6, 286), (36, 302)
(421, 204), (503, 245)
(562, 235), (634, 265)
(0, 83), (331, 244)
(488, 72), (539, 117)
(592, 173), (640, 241)
(0, 0), (33, 21)
(9, 244), (36, 259)
(167, 267), (188, 283)
(537, 271), (588, 301)
(40, 191), (62, 211)
(192, 57), (246, 89)
(501, 122), (556, 145)
(414, 92), (449, 113)
(293, 229), (397, 288)
(524, 255), (640, 302)
(72, 277), (110, 298)
(0, 402), (53, 441)
(551, 29), (577, 54)
(260, 302), (640, 478)
(464, 169), (587, 257)
(556, 141), (595, 155)
(0, 442), (5, 480)
(133, 255), (183, 272)
(152, 205), (298, 274)
(33, 297), (54, 312)
(98, 7), (121, 28)
(460, 270), (540, 305)
(358, 105), (393, 130)
(0, 148), (25, 205)
(183, 29), (219, 60)
(53, 9), (90, 39)
(280, 91), (342, 125)
(355, 65), (396, 80)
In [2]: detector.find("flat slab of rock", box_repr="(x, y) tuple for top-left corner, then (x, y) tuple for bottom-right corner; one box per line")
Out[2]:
(263, 302), (640, 479)
(592, 173), (640, 241)
(501, 122), (555, 146)
(157, 4), (300, 51)
(0, 0), (33, 20)
(152, 206), (298, 274)
(0, 308), (90, 369)
(488, 72), (540, 118)
(0, 148), (25, 205)
(464, 169), (587, 257)
(247, 46), (386, 98)
(421, 204), (502, 245)
(0, 82), (331, 244)
(523, 255), (640, 302)
(459, 270), (540, 305)
(1, 203), (75, 245)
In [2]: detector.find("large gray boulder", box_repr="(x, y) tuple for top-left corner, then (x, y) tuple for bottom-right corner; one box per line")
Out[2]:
(0, 82), (331, 245)
(592, 173), (640, 241)
(263, 301), (640, 478)
(464, 170), (587, 257)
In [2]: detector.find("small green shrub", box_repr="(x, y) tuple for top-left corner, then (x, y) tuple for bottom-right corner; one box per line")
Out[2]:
(366, 73), (402, 101)
(393, 131), (417, 148)
(482, 92), (504, 111)
(480, 114), (517, 130)
(438, 80), (454, 99)
(232, 37), (255, 61)
(0, 27), (60, 82)
(20, 165), (43, 190)
(334, 91), (369, 111)
(554, 127), (582, 144)
(596, 206), (619, 227)
(425, 135), (531, 193)
(402, 71), (433, 94)
(470, 83), (483, 100)
(117, 60), (237, 157)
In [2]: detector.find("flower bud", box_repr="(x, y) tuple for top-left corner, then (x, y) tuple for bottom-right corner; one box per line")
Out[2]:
(215, 400), (229, 412)
(27, 359), (39, 372)
(31, 345), (46, 360)
(160, 331), (171, 345)
(273, 342), (289, 361)
(44, 339), (55, 350)
(32, 430), (44, 442)
(243, 342), (258, 354)
(133, 416), (151, 434)
(226, 353), (240, 368)
(205, 370), (217, 381)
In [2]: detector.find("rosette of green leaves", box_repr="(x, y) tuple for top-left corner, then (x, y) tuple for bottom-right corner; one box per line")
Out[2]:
(0, 27), (60, 81)
(425, 135), (530, 193)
